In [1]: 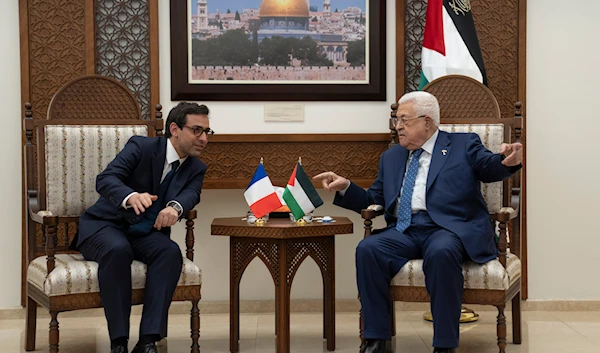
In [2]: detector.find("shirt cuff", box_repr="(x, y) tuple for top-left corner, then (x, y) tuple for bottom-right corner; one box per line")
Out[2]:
(121, 192), (138, 209)
(337, 180), (351, 197)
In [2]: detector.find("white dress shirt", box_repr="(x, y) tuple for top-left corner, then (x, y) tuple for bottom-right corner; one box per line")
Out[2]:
(121, 138), (187, 215)
(338, 129), (440, 216)
(393, 129), (439, 216)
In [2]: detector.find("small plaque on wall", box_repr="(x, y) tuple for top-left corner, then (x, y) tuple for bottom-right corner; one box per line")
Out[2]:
(264, 104), (305, 122)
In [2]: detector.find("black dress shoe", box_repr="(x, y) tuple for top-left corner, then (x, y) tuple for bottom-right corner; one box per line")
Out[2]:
(131, 342), (158, 353)
(110, 345), (127, 353)
(433, 348), (457, 353)
(360, 339), (392, 353)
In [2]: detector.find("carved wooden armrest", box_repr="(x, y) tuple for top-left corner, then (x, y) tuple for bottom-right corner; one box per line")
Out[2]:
(495, 207), (517, 268)
(185, 209), (197, 220)
(495, 206), (518, 222)
(361, 205), (384, 238)
(28, 209), (60, 273)
(29, 210), (53, 224)
(361, 204), (384, 220)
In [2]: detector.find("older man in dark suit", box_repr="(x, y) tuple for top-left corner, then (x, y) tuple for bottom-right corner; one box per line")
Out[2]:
(75, 102), (213, 353)
(314, 92), (522, 353)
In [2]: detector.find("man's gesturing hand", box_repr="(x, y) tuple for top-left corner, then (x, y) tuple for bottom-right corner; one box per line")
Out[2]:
(313, 172), (350, 192)
(126, 193), (158, 215)
(500, 142), (523, 167)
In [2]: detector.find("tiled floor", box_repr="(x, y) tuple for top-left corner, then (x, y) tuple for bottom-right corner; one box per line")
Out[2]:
(1, 310), (599, 352)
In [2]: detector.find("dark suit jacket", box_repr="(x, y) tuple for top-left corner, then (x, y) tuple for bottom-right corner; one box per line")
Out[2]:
(334, 131), (520, 264)
(74, 136), (207, 248)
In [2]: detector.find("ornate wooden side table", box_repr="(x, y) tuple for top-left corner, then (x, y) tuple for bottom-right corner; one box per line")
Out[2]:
(211, 217), (353, 353)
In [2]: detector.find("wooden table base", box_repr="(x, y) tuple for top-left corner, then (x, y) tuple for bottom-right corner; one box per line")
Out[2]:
(229, 236), (336, 353)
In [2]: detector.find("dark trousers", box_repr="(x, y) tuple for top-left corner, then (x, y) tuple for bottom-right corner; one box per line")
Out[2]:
(356, 211), (467, 348)
(79, 225), (183, 341)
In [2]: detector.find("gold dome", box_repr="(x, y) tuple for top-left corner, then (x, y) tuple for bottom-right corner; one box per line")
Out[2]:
(259, 0), (309, 18)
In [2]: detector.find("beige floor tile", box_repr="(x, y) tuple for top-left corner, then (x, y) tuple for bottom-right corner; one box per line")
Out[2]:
(1, 311), (599, 353)
(551, 311), (600, 347)
(551, 311), (600, 322)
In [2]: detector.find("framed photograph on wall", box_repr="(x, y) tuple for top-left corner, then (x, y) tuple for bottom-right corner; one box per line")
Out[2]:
(170, 0), (386, 101)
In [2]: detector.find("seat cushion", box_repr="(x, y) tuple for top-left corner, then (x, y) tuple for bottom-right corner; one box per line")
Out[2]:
(27, 254), (201, 297)
(391, 253), (521, 290)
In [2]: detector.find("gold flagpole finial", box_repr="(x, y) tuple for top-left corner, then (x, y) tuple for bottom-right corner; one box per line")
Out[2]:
(260, 157), (264, 164)
(298, 157), (302, 165)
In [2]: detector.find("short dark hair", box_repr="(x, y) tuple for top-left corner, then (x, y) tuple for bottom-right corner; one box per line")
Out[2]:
(164, 102), (210, 138)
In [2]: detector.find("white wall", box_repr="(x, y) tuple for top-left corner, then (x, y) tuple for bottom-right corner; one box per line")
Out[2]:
(526, 0), (600, 299)
(0, 0), (24, 308)
(2, 0), (600, 308)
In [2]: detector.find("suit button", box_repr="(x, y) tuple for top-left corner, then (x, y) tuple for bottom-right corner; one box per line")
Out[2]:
(133, 217), (138, 222)
(116, 215), (121, 219)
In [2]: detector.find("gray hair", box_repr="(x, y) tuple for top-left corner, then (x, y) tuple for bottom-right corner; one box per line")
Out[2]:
(398, 91), (440, 126)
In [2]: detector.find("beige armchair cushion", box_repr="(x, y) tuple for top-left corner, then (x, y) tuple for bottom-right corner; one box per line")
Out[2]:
(44, 125), (148, 216)
(391, 253), (521, 290)
(438, 124), (504, 213)
(27, 254), (201, 297)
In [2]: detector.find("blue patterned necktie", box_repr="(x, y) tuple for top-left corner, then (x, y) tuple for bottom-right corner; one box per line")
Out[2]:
(128, 160), (180, 236)
(396, 149), (423, 233)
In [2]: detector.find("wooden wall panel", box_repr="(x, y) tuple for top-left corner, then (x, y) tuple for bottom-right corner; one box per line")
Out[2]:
(95, 0), (158, 120)
(24, 0), (92, 119)
(472, 0), (519, 120)
(201, 134), (392, 189)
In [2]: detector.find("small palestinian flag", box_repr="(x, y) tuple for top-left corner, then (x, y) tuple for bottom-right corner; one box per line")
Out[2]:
(283, 162), (323, 220)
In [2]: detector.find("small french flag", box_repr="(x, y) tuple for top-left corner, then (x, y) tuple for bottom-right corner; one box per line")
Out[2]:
(244, 162), (283, 218)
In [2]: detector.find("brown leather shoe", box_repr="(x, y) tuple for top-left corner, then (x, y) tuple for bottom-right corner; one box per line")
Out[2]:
(433, 348), (457, 353)
(360, 339), (392, 353)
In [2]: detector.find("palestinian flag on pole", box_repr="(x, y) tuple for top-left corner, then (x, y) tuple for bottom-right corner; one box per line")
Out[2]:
(419, 0), (488, 89)
(283, 162), (323, 220)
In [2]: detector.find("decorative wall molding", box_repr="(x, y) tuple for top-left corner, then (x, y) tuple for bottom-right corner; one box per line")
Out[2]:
(200, 134), (391, 189)
(96, 0), (152, 119)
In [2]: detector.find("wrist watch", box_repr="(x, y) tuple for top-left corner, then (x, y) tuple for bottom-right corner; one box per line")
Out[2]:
(166, 201), (183, 217)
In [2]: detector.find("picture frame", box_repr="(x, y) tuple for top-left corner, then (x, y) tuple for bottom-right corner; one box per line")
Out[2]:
(170, 0), (386, 101)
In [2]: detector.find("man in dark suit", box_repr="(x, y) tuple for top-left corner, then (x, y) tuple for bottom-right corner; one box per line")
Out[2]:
(75, 102), (213, 353)
(314, 92), (522, 353)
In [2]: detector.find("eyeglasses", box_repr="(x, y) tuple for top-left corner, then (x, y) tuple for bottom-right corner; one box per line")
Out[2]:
(183, 125), (215, 138)
(392, 115), (427, 127)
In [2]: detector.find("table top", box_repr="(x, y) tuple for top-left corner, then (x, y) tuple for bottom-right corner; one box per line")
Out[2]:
(211, 216), (353, 239)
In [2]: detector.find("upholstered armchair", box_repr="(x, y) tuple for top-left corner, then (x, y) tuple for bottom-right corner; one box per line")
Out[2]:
(360, 76), (523, 353)
(23, 75), (202, 353)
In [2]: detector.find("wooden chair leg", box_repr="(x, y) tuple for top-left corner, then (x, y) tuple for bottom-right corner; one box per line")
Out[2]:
(49, 311), (59, 353)
(190, 299), (200, 353)
(390, 301), (397, 337)
(25, 296), (37, 351)
(512, 292), (522, 344)
(496, 305), (507, 353)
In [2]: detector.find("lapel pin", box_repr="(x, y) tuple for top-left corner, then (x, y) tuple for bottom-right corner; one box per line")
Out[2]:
(442, 149), (447, 156)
